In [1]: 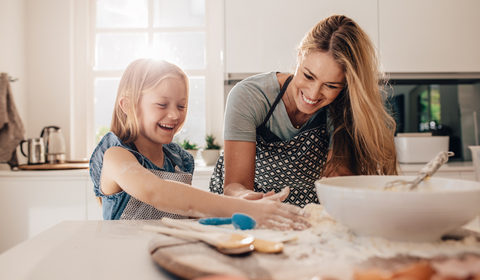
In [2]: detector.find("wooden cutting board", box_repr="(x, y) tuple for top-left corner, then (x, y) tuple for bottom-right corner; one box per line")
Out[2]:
(17, 162), (89, 170)
(149, 236), (349, 280)
(151, 241), (289, 279)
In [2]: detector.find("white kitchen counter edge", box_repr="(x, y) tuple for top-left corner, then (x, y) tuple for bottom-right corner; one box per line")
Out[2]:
(0, 169), (90, 178)
(399, 161), (474, 172)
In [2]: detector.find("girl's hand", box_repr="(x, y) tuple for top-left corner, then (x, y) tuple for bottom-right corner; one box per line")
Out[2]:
(248, 200), (311, 231)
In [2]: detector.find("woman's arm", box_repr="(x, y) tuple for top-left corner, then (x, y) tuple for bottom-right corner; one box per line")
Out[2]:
(223, 140), (288, 201)
(101, 146), (307, 229)
(223, 140), (257, 197)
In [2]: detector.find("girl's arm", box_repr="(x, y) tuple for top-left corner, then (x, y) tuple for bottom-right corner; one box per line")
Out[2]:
(223, 140), (286, 201)
(101, 146), (308, 230)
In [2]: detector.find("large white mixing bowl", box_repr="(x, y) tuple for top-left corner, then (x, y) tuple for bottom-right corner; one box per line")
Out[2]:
(315, 176), (480, 242)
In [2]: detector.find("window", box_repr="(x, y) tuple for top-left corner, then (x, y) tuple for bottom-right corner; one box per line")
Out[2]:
(91, 0), (221, 147)
(418, 85), (441, 131)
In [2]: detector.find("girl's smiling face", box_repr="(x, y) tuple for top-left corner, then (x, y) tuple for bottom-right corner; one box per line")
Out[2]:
(290, 51), (346, 115)
(136, 77), (188, 145)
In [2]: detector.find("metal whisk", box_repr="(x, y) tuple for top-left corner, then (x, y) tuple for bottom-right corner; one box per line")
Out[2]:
(385, 151), (455, 191)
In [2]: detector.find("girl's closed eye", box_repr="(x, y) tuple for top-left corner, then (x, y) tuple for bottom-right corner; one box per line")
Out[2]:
(156, 103), (167, 108)
(177, 104), (186, 110)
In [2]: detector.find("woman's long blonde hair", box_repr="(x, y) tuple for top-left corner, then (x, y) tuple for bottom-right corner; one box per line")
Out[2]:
(298, 15), (398, 175)
(110, 59), (189, 143)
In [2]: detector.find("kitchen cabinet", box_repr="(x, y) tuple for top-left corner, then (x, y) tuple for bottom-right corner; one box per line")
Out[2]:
(378, 0), (480, 73)
(225, 0), (480, 74)
(0, 167), (214, 254)
(225, 0), (378, 73)
(0, 170), (102, 253)
(191, 166), (214, 191)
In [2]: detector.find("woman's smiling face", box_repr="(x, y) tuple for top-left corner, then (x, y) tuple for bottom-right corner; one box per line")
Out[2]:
(136, 77), (188, 145)
(290, 51), (346, 115)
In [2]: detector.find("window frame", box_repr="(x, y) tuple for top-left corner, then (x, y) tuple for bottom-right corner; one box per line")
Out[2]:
(72, 0), (224, 158)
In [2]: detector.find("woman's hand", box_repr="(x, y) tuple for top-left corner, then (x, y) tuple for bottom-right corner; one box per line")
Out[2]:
(225, 183), (290, 202)
(262, 187), (290, 201)
(224, 183), (262, 199)
(245, 199), (311, 231)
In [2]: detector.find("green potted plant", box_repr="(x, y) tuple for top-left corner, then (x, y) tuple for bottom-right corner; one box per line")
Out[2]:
(201, 134), (221, 166)
(179, 139), (199, 159)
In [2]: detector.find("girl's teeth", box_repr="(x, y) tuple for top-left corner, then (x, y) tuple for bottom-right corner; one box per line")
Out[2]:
(160, 124), (174, 129)
(302, 93), (318, 105)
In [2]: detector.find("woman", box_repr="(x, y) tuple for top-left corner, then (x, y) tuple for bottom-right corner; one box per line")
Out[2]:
(210, 15), (398, 207)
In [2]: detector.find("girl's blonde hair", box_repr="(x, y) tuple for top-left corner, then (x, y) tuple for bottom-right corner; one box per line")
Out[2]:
(298, 15), (398, 175)
(111, 59), (189, 143)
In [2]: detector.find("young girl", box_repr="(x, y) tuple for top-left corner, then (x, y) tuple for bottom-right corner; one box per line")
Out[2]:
(89, 59), (309, 230)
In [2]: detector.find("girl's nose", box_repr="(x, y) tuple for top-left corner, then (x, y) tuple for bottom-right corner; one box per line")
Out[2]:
(167, 109), (180, 120)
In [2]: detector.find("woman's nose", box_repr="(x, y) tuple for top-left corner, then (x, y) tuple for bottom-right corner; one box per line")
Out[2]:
(309, 82), (324, 96)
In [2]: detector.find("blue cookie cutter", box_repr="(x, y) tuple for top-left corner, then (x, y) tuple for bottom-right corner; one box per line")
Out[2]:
(198, 213), (256, 230)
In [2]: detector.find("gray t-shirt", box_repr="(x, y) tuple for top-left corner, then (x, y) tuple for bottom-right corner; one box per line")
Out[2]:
(224, 72), (321, 142)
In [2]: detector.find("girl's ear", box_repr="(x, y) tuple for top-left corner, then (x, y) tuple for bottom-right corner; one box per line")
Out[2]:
(119, 97), (130, 115)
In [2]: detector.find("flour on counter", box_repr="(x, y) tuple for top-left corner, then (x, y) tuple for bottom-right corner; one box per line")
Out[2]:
(271, 203), (480, 279)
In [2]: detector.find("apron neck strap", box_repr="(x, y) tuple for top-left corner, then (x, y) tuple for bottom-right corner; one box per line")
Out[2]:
(259, 75), (293, 128)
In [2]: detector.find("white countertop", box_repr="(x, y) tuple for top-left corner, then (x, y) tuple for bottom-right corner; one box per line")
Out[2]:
(2, 218), (479, 280)
(399, 161), (474, 172)
(0, 220), (175, 280)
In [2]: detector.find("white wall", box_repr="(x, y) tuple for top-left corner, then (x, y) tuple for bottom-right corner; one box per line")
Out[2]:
(1, 0), (83, 161)
(0, 0), (27, 129)
(25, 0), (74, 157)
(1, 0), (90, 161)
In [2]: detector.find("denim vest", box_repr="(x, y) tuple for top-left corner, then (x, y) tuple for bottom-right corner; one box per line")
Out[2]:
(89, 132), (194, 220)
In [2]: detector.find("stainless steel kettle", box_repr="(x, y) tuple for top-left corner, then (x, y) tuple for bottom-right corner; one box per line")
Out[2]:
(20, 138), (46, 164)
(40, 126), (66, 164)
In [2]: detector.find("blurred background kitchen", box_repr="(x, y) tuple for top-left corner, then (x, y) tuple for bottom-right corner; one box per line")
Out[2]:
(0, 0), (479, 253)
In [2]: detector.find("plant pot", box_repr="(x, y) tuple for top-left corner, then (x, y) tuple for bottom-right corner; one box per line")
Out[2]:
(186, 150), (198, 159)
(201, 149), (220, 166)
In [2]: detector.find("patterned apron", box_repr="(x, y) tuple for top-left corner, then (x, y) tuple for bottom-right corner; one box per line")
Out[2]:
(209, 76), (330, 208)
(120, 166), (192, 220)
